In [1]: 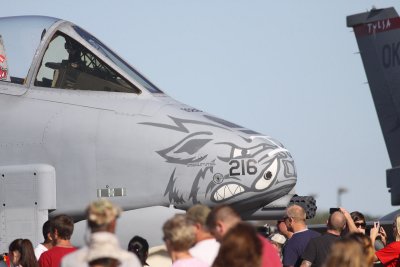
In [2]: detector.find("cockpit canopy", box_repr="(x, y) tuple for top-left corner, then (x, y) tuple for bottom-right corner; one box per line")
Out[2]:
(0, 16), (58, 83)
(0, 16), (162, 94)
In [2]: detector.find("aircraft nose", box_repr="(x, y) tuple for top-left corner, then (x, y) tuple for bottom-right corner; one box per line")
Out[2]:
(210, 135), (297, 204)
(138, 110), (296, 208)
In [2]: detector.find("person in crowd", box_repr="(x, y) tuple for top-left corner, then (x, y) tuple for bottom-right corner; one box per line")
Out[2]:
(324, 238), (368, 267)
(88, 258), (119, 267)
(186, 204), (220, 266)
(269, 233), (286, 261)
(212, 222), (262, 267)
(162, 214), (208, 267)
(9, 239), (38, 267)
(86, 232), (125, 267)
(38, 214), (77, 267)
(206, 204), (282, 267)
(340, 208), (366, 234)
(300, 210), (346, 267)
(61, 199), (141, 267)
(282, 204), (320, 267)
(347, 233), (375, 267)
(34, 220), (53, 260)
(277, 220), (293, 240)
(340, 208), (387, 249)
(127, 236), (149, 266)
(351, 211), (367, 234)
(370, 214), (400, 267)
(146, 245), (171, 267)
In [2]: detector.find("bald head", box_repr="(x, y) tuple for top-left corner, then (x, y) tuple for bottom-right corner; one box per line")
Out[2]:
(328, 211), (346, 233)
(286, 204), (306, 222)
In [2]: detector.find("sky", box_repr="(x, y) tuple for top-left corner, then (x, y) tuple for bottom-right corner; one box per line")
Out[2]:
(4, 1), (400, 217)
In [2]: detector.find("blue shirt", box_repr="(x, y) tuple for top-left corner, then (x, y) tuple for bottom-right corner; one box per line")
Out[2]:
(283, 229), (320, 267)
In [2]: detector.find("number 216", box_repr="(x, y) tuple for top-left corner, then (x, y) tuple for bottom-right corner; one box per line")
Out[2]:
(229, 159), (257, 176)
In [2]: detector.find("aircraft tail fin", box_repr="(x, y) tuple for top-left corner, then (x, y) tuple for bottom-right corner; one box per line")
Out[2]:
(347, 7), (400, 204)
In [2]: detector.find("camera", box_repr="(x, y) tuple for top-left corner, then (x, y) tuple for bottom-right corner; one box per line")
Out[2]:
(329, 208), (340, 214)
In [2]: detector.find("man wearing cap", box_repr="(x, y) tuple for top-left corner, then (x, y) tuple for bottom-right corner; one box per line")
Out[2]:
(61, 199), (141, 267)
(87, 233), (126, 267)
(186, 204), (220, 266)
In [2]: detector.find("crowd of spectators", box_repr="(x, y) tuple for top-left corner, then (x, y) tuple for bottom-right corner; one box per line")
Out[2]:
(1, 201), (400, 267)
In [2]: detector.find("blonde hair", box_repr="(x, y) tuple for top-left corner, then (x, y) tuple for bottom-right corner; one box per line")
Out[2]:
(324, 239), (368, 267)
(162, 214), (195, 251)
(394, 214), (400, 241)
(346, 233), (374, 266)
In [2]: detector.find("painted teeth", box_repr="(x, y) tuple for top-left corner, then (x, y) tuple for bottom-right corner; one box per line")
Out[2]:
(214, 184), (245, 201)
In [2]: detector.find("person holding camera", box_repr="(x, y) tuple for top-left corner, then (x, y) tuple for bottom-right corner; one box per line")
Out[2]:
(370, 215), (400, 267)
(340, 207), (387, 250)
(339, 208), (367, 234)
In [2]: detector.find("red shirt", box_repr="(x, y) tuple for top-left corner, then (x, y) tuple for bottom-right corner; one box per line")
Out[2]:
(38, 246), (77, 267)
(376, 241), (400, 267)
(259, 234), (283, 267)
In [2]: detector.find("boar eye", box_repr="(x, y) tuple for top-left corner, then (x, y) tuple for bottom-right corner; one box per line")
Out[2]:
(255, 158), (278, 190)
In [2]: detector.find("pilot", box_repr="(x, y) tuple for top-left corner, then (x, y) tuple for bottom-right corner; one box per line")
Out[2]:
(64, 38), (83, 69)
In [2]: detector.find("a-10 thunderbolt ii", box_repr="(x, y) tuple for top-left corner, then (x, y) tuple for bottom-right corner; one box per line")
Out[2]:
(0, 16), (315, 250)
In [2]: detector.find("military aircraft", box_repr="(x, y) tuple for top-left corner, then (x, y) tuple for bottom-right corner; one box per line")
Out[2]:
(0, 16), (316, 250)
(347, 7), (400, 208)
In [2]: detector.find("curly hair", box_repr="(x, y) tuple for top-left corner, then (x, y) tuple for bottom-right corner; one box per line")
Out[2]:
(162, 214), (195, 251)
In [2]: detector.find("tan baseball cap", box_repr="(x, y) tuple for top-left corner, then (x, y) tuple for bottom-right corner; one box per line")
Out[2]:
(87, 198), (122, 226)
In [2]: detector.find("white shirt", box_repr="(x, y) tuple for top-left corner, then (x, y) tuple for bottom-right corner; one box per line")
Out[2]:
(34, 243), (48, 260)
(189, 238), (220, 266)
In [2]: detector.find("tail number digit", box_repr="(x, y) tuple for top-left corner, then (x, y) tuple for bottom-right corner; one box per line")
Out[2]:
(229, 159), (257, 176)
